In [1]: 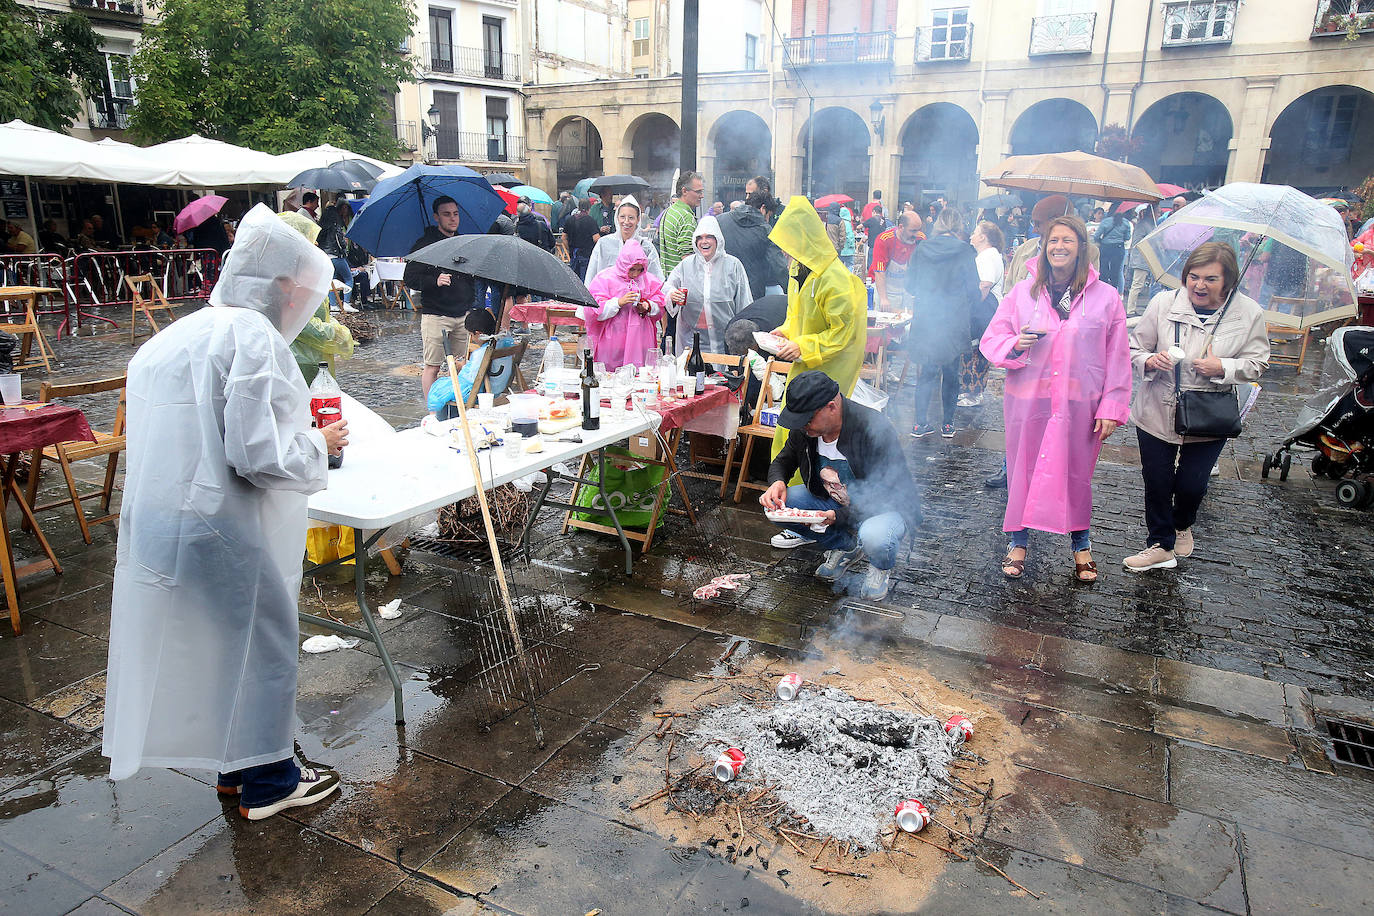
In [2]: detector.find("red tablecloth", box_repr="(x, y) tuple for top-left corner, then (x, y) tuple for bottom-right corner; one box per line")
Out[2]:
(0, 403), (94, 454)
(508, 301), (586, 327)
(646, 383), (738, 432)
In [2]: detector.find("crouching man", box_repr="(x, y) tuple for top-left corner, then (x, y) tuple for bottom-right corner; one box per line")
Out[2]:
(760, 370), (921, 600)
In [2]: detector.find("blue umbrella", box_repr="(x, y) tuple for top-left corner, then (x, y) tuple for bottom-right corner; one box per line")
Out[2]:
(344, 163), (507, 257)
(507, 185), (554, 206)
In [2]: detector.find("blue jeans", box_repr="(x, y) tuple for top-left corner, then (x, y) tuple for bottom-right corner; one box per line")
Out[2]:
(218, 757), (300, 808)
(775, 485), (906, 570)
(914, 359), (960, 426)
(1008, 528), (1091, 552)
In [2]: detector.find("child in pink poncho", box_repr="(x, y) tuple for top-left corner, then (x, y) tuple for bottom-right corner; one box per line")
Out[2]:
(582, 238), (666, 369)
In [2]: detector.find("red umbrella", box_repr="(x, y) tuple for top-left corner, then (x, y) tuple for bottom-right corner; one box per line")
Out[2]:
(814, 193), (855, 209)
(1115, 200), (1149, 214)
(495, 187), (519, 215)
(173, 194), (228, 234)
(1156, 183), (1187, 198)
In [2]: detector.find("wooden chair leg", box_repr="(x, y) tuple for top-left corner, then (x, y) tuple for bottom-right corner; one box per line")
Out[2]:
(719, 439), (737, 498)
(23, 447), (43, 533)
(733, 435), (757, 503)
(101, 452), (120, 512)
(56, 453), (92, 545)
(379, 546), (402, 576)
(130, 302), (137, 346)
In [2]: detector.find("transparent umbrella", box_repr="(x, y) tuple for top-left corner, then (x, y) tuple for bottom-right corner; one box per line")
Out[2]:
(1134, 182), (1357, 330)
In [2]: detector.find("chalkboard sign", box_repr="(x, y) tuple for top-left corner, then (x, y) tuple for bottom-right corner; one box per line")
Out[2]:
(2, 199), (28, 220)
(0, 180), (23, 198)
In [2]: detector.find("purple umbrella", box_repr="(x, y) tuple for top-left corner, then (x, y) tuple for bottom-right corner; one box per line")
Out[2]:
(174, 195), (228, 235)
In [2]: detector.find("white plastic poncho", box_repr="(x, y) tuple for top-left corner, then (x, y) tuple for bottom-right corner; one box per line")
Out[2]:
(103, 204), (334, 781)
(584, 195), (665, 281)
(664, 214), (751, 355)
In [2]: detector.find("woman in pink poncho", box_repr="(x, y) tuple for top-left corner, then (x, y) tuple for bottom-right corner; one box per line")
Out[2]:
(979, 215), (1132, 583)
(582, 238), (666, 369)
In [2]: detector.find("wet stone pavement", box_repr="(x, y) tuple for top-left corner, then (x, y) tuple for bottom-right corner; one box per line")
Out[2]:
(1, 305), (1372, 915)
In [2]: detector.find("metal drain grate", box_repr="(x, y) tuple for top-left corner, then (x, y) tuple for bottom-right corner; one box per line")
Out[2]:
(1325, 718), (1374, 770)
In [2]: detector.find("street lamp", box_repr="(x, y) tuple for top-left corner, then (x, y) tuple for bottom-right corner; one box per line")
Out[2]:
(422, 102), (441, 160)
(869, 99), (885, 144)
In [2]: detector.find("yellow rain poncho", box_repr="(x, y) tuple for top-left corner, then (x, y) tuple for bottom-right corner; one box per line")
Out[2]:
(278, 211), (356, 385)
(768, 196), (867, 455)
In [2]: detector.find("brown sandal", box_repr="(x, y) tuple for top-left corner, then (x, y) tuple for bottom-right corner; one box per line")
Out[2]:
(1074, 549), (1098, 582)
(1002, 547), (1026, 579)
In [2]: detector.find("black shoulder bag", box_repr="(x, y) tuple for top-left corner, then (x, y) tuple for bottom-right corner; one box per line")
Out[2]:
(1173, 299), (1242, 438)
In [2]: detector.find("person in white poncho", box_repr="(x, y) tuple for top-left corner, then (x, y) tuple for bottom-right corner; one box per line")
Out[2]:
(584, 195), (664, 281)
(103, 204), (349, 821)
(664, 214), (752, 355)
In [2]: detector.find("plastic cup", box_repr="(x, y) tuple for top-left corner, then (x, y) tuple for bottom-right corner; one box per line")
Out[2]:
(0, 373), (19, 406)
(477, 392), (495, 410)
(1167, 346), (1186, 363)
(504, 433), (523, 460)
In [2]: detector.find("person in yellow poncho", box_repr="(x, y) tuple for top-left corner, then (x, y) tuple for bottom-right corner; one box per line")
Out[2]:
(767, 196), (868, 457)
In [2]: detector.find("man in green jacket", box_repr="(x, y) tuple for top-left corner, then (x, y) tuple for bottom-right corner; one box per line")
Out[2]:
(659, 170), (703, 342)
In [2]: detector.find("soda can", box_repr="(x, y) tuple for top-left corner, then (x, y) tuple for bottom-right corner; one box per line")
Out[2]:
(713, 747), (746, 782)
(315, 406), (341, 428)
(895, 799), (931, 833)
(944, 714), (974, 741)
(776, 673), (802, 701)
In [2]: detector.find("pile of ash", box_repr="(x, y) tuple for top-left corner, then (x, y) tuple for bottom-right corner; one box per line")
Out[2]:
(688, 687), (960, 847)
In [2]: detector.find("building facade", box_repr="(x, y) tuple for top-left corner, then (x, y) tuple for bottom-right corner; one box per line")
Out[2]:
(522, 0), (1374, 207)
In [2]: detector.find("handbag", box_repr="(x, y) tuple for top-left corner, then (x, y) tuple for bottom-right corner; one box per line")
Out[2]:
(1173, 305), (1242, 438)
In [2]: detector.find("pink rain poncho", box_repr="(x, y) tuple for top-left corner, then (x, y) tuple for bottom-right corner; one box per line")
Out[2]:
(582, 238), (666, 369)
(979, 264), (1132, 534)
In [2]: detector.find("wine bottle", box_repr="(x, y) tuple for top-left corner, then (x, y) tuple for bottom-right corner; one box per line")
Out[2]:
(687, 331), (706, 396)
(581, 346), (600, 430)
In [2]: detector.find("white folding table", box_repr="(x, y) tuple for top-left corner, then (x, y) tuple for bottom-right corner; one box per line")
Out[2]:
(304, 410), (656, 724)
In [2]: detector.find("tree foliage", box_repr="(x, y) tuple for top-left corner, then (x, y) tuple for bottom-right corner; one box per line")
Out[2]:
(129, 0), (415, 157)
(1095, 124), (1143, 163)
(0, 0), (105, 131)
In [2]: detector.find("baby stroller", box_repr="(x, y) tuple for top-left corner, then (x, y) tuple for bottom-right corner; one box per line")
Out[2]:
(1262, 326), (1374, 507)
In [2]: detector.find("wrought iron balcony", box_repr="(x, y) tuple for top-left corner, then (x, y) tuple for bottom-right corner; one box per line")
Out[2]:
(1028, 12), (1096, 56)
(89, 98), (131, 130)
(421, 43), (521, 81)
(1312, 0), (1374, 37)
(782, 31), (894, 67)
(915, 23), (973, 62)
(433, 129), (526, 164)
(392, 120), (419, 152)
(1162, 0), (1237, 47)
(70, 0), (142, 15)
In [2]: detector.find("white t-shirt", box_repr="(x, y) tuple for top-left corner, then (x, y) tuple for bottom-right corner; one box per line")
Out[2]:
(817, 436), (844, 461)
(975, 246), (1004, 299)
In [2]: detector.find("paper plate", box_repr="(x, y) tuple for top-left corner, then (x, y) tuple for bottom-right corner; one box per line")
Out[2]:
(753, 331), (786, 355)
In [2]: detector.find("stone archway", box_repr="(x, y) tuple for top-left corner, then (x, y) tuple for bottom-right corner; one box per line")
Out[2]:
(1129, 92), (1233, 189)
(1009, 98), (1097, 157)
(1263, 84), (1374, 193)
(627, 112), (681, 204)
(898, 102), (979, 207)
(708, 110), (772, 206)
(800, 106), (871, 202)
(550, 116), (604, 194)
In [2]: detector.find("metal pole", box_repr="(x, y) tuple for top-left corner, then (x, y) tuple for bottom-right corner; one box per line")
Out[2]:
(680, 0), (699, 173)
(806, 97), (816, 199)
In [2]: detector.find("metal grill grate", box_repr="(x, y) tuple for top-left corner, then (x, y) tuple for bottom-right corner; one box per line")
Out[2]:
(1325, 718), (1374, 770)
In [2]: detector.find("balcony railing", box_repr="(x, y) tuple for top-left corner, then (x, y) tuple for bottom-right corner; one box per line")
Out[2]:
(1029, 12), (1096, 56)
(782, 31), (894, 67)
(433, 129), (526, 164)
(915, 23), (973, 62)
(391, 119), (419, 153)
(89, 98), (131, 130)
(70, 0), (142, 15)
(421, 43), (521, 81)
(1162, 1), (1237, 46)
(1312, 1), (1374, 37)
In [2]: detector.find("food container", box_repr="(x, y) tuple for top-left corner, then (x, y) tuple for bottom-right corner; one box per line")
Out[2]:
(758, 407), (779, 428)
(895, 799), (931, 833)
(1167, 345), (1186, 363)
(944, 714), (974, 741)
(776, 673), (802, 701)
(508, 392), (540, 423)
(713, 747), (746, 782)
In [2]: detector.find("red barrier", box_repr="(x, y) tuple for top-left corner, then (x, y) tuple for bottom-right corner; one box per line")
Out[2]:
(0, 254), (70, 325)
(70, 248), (222, 315)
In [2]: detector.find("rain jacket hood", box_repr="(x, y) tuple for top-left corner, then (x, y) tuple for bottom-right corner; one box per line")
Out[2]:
(665, 216), (752, 355)
(614, 238), (650, 279)
(693, 214), (725, 261)
(211, 204), (333, 344)
(770, 196), (838, 276)
(584, 238), (667, 368)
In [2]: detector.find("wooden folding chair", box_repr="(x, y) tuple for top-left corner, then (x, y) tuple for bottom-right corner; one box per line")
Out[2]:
(547, 306), (586, 358)
(1266, 299), (1318, 373)
(682, 352), (744, 492)
(730, 359), (791, 503)
(26, 376), (127, 544)
(462, 338), (529, 407)
(125, 274), (178, 345)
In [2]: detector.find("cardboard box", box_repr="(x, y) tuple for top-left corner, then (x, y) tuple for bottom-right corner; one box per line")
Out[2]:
(629, 432), (662, 460)
(758, 407), (780, 428)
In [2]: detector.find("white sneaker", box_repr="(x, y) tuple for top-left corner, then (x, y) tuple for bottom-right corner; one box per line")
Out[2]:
(770, 529), (813, 549)
(1174, 529), (1194, 558)
(1123, 545), (1177, 572)
(238, 766), (341, 821)
(857, 564), (891, 600)
(957, 393), (982, 407)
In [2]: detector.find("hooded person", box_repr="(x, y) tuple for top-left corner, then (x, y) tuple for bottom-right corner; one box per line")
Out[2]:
(581, 238), (667, 369)
(103, 203), (348, 820)
(584, 195), (663, 281)
(278, 211), (356, 384)
(664, 214), (752, 355)
(767, 196), (868, 456)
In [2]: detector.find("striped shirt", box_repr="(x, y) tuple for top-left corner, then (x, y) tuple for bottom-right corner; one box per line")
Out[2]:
(659, 199), (698, 276)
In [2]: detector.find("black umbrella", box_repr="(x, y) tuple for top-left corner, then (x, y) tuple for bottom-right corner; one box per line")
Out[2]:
(329, 159), (385, 182)
(407, 234), (595, 308)
(977, 192), (1024, 209)
(286, 165), (371, 192)
(483, 172), (521, 187)
(589, 174), (651, 195)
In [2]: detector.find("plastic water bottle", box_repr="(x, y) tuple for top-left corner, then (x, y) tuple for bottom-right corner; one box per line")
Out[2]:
(541, 337), (563, 397)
